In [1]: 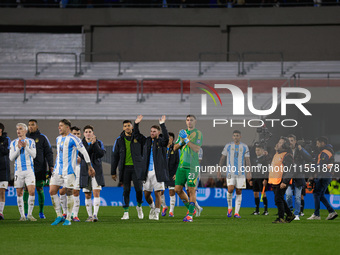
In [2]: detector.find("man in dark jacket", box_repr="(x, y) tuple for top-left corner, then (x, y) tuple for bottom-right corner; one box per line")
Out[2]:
(79, 125), (105, 222)
(286, 134), (313, 220)
(160, 132), (180, 217)
(111, 117), (145, 220)
(0, 123), (11, 220)
(268, 137), (295, 224)
(25, 119), (53, 219)
(135, 115), (169, 220)
(249, 143), (270, 216)
(307, 136), (338, 220)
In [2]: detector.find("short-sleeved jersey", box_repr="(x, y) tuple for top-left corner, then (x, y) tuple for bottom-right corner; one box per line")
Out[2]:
(54, 134), (85, 176)
(176, 128), (203, 170)
(10, 138), (36, 173)
(221, 142), (249, 176)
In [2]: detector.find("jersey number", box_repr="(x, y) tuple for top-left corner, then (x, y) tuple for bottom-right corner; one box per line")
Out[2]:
(188, 173), (196, 180)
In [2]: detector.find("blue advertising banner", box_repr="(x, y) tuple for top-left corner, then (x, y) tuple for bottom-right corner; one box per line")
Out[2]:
(4, 186), (340, 210)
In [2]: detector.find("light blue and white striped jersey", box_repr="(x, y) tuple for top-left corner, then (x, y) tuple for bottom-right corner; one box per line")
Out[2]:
(221, 142), (249, 176)
(54, 133), (90, 176)
(9, 138), (36, 173)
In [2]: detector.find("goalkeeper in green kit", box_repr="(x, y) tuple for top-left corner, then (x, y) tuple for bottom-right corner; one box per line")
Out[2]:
(174, 115), (203, 222)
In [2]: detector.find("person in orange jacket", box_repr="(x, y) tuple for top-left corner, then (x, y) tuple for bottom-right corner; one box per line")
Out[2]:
(268, 137), (295, 224)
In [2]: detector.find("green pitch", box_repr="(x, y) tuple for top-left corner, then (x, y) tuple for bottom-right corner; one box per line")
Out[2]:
(0, 206), (338, 255)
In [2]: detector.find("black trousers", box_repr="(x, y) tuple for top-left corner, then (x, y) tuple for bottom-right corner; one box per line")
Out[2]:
(272, 184), (292, 219)
(123, 165), (143, 207)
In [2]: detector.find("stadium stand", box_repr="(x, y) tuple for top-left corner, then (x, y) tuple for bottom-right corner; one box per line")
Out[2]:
(1, 32), (340, 120)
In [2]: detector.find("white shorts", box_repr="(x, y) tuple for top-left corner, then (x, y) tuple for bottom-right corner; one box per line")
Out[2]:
(14, 171), (36, 188)
(143, 170), (165, 192)
(50, 172), (76, 189)
(227, 174), (246, 189)
(0, 181), (8, 190)
(73, 165), (81, 191)
(82, 177), (102, 193)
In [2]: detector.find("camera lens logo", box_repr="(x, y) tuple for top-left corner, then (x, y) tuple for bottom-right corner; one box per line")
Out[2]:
(197, 82), (223, 115)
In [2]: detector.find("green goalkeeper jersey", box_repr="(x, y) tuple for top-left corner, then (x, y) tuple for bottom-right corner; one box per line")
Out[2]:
(176, 128), (203, 170)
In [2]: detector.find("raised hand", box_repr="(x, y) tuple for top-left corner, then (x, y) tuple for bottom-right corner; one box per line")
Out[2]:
(179, 129), (187, 139)
(18, 140), (26, 149)
(159, 115), (166, 124)
(91, 134), (97, 144)
(135, 115), (143, 124)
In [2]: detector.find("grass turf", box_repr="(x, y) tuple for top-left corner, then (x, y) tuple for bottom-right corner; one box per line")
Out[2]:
(0, 206), (338, 255)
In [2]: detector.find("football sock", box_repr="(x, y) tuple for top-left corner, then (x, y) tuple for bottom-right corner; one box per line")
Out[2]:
(263, 197), (268, 211)
(235, 194), (242, 215)
(28, 195), (35, 216)
(51, 194), (62, 217)
(72, 196), (80, 218)
(60, 194), (67, 215)
(195, 201), (201, 210)
(85, 198), (92, 217)
(23, 190), (29, 215)
(255, 197), (260, 212)
(93, 197), (100, 216)
(227, 192), (233, 210)
(66, 195), (74, 221)
(161, 194), (167, 208)
(181, 198), (190, 209)
(17, 196), (25, 218)
(0, 202), (4, 214)
(170, 195), (176, 213)
(188, 202), (195, 217)
(37, 189), (45, 214)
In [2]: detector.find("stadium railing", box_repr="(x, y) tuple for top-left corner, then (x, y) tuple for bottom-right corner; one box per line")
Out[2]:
(198, 51), (241, 76)
(241, 51), (285, 76)
(289, 72), (340, 87)
(35, 52), (78, 77)
(79, 52), (123, 76)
